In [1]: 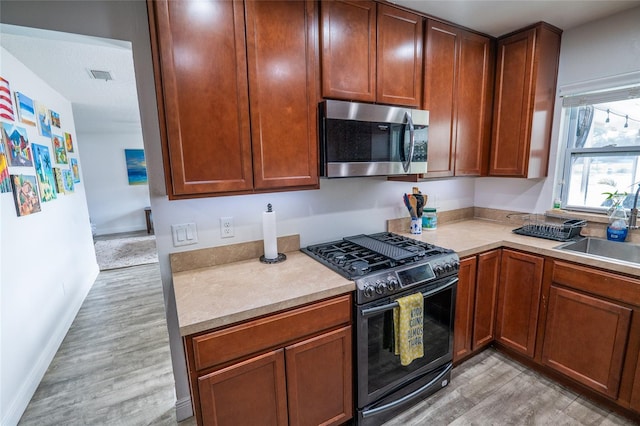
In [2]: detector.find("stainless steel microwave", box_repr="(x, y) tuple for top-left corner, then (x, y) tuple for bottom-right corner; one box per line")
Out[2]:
(319, 100), (429, 178)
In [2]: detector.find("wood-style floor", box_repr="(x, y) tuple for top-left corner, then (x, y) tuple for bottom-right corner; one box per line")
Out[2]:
(18, 261), (638, 425)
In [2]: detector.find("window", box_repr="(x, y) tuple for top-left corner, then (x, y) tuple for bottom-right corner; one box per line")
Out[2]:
(560, 87), (640, 213)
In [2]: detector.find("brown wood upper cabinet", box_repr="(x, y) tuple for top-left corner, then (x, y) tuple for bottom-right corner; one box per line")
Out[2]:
(424, 20), (494, 178)
(148, 0), (319, 198)
(321, 1), (423, 107)
(489, 22), (561, 178)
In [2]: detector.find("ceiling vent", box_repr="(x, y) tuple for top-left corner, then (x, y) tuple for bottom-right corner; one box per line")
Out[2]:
(88, 69), (114, 82)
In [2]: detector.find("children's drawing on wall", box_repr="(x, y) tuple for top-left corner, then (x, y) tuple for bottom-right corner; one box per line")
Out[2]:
(11, 174), (41, 216)
(1, 122), (33, 167)
(0, 141), (11, 193)
(64, 132), (74, 153)
(36, 102), (52, 138)
(15, 91), (36, 126)
(52, 133), (68, 164)
(50, 110), (61, 128)
(62, 169), (74, 193)
(124, 149), (147, 185)
(0, 76), (15, 121)
(31, 143), (57, 202)
(70, 157), (80, 183)
(53, 167), (64, 194)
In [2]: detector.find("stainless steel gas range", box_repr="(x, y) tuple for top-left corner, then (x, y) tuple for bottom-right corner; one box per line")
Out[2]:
(302, 232), (459, 425)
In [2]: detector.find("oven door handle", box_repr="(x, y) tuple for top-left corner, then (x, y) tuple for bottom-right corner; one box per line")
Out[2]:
(361, 362), (453, 419)
(360, 277), (458, 317)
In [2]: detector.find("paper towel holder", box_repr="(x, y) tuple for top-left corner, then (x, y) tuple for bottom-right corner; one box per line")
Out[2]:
(260, 203), (286, 264)
(260, 253), (287, 264)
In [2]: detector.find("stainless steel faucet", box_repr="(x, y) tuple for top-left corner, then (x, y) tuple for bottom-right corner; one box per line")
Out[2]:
(630, 185), (640, 229)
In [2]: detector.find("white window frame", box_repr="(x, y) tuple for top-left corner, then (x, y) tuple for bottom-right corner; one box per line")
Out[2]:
(557, 73), (640, 213)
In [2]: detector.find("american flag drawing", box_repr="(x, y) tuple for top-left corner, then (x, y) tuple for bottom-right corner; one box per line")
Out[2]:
(0, 77), (15, 121)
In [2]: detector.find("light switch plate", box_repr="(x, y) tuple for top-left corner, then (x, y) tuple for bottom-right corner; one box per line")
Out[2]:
(172, 223), (198, 247)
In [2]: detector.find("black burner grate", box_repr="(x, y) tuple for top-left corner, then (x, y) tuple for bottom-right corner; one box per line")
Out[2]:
(343, 235), (416, 261)
(301, 232), (453, 280)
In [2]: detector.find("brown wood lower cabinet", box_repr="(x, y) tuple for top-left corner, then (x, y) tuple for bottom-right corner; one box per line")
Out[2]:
(542, 285), (631, 399)
(286, 327), (352, 426)
(453, 256), (476, 362)
(495, 249), (544, 358)
(632, 355), (640, 412)
(185, 295), (353, 426)
(198, 349), (289, 425)
(472, 249), (501, 350)
(453, 249), (500, 363)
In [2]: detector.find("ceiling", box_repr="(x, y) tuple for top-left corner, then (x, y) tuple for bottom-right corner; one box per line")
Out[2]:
(391, 0), (640, 37)
(1, 1), (639, 136)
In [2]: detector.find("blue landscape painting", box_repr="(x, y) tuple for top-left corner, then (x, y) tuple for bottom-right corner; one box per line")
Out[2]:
(125, 149), (147, 185)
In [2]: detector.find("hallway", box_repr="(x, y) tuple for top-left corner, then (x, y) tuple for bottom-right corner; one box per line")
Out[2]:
(18, 263), (185, 425)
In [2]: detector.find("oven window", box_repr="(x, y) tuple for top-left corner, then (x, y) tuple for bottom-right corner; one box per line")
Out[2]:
(367, 288), (453, 395)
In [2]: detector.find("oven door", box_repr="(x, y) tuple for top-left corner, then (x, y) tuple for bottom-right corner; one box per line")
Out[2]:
(356, 277), (457, 411)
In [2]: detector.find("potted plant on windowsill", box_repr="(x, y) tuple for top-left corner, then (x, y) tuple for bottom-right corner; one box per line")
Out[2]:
(603, 190), (628, 242)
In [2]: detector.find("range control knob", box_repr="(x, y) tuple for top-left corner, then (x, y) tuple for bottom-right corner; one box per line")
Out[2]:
(386, 276), (399, 291)
(453, 260), (460, 271)
(375, 280), (386, 295)
(433, 264), (444, 276)
(445, 262), (454, 273)
(363, 284), (375, 298)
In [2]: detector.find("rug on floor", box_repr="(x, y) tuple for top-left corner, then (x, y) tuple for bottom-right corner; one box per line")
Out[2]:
(94, 235), (159, 270)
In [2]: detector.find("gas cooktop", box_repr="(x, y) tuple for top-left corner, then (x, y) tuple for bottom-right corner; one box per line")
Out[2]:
(302, 232), (453, 278)
(302, 232), (459, 303)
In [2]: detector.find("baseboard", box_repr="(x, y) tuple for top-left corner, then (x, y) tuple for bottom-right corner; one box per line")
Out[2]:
(176, 397), (194, 422)
(95, 224), (147, 236)
(2, 267), (98, 426)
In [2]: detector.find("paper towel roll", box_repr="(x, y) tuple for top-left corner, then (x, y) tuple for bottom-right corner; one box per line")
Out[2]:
(263, 204), (278, 260)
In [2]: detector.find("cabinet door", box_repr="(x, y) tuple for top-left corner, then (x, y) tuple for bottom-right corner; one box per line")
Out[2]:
(495, 249), (543, 358)
(542, 286), (631, 399)
(376, 4), (423, 107)
(472, 249), (501, 350)
(198, 349), (288, 426)
(245, 0), (319, 190)
(320, 0), (376, 102)
(150, 0), (253, 196)
(454, 30), (493, 176)
(286, 326), (353, 426)
(423, 20), (457, 178)
(490, 28), (535, 177)
(454, 256), (477, 363)
(631, 354), (640, 413)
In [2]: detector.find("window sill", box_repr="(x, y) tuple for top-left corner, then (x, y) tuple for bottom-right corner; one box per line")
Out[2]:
(545, 209), (610, 225)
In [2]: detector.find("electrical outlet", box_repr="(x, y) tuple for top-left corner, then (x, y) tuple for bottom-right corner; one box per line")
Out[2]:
(220, 217), (234, 238)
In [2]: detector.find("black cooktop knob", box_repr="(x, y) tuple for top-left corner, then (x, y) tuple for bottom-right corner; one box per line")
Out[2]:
(363, 284), (375, 298)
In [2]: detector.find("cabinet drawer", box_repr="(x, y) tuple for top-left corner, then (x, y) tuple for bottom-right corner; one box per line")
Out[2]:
(552, 261), (640, 306)
(192, 295), (352, 371)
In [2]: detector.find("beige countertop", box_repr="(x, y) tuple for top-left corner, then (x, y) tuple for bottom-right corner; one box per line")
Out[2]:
(173, 251), (353, 336)
(173, 218), (640, 336)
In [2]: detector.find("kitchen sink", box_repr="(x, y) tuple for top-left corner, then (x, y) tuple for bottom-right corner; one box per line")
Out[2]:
(555, 237), (640, 264)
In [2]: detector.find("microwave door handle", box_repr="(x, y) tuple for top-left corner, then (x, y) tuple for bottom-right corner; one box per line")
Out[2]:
(402, 111), (415, 173)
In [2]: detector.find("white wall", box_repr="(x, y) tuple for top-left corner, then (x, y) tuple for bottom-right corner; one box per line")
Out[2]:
(78, 130), (150, 235)
(0, 47), (98, 425)
(474, 6), (640, 214)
